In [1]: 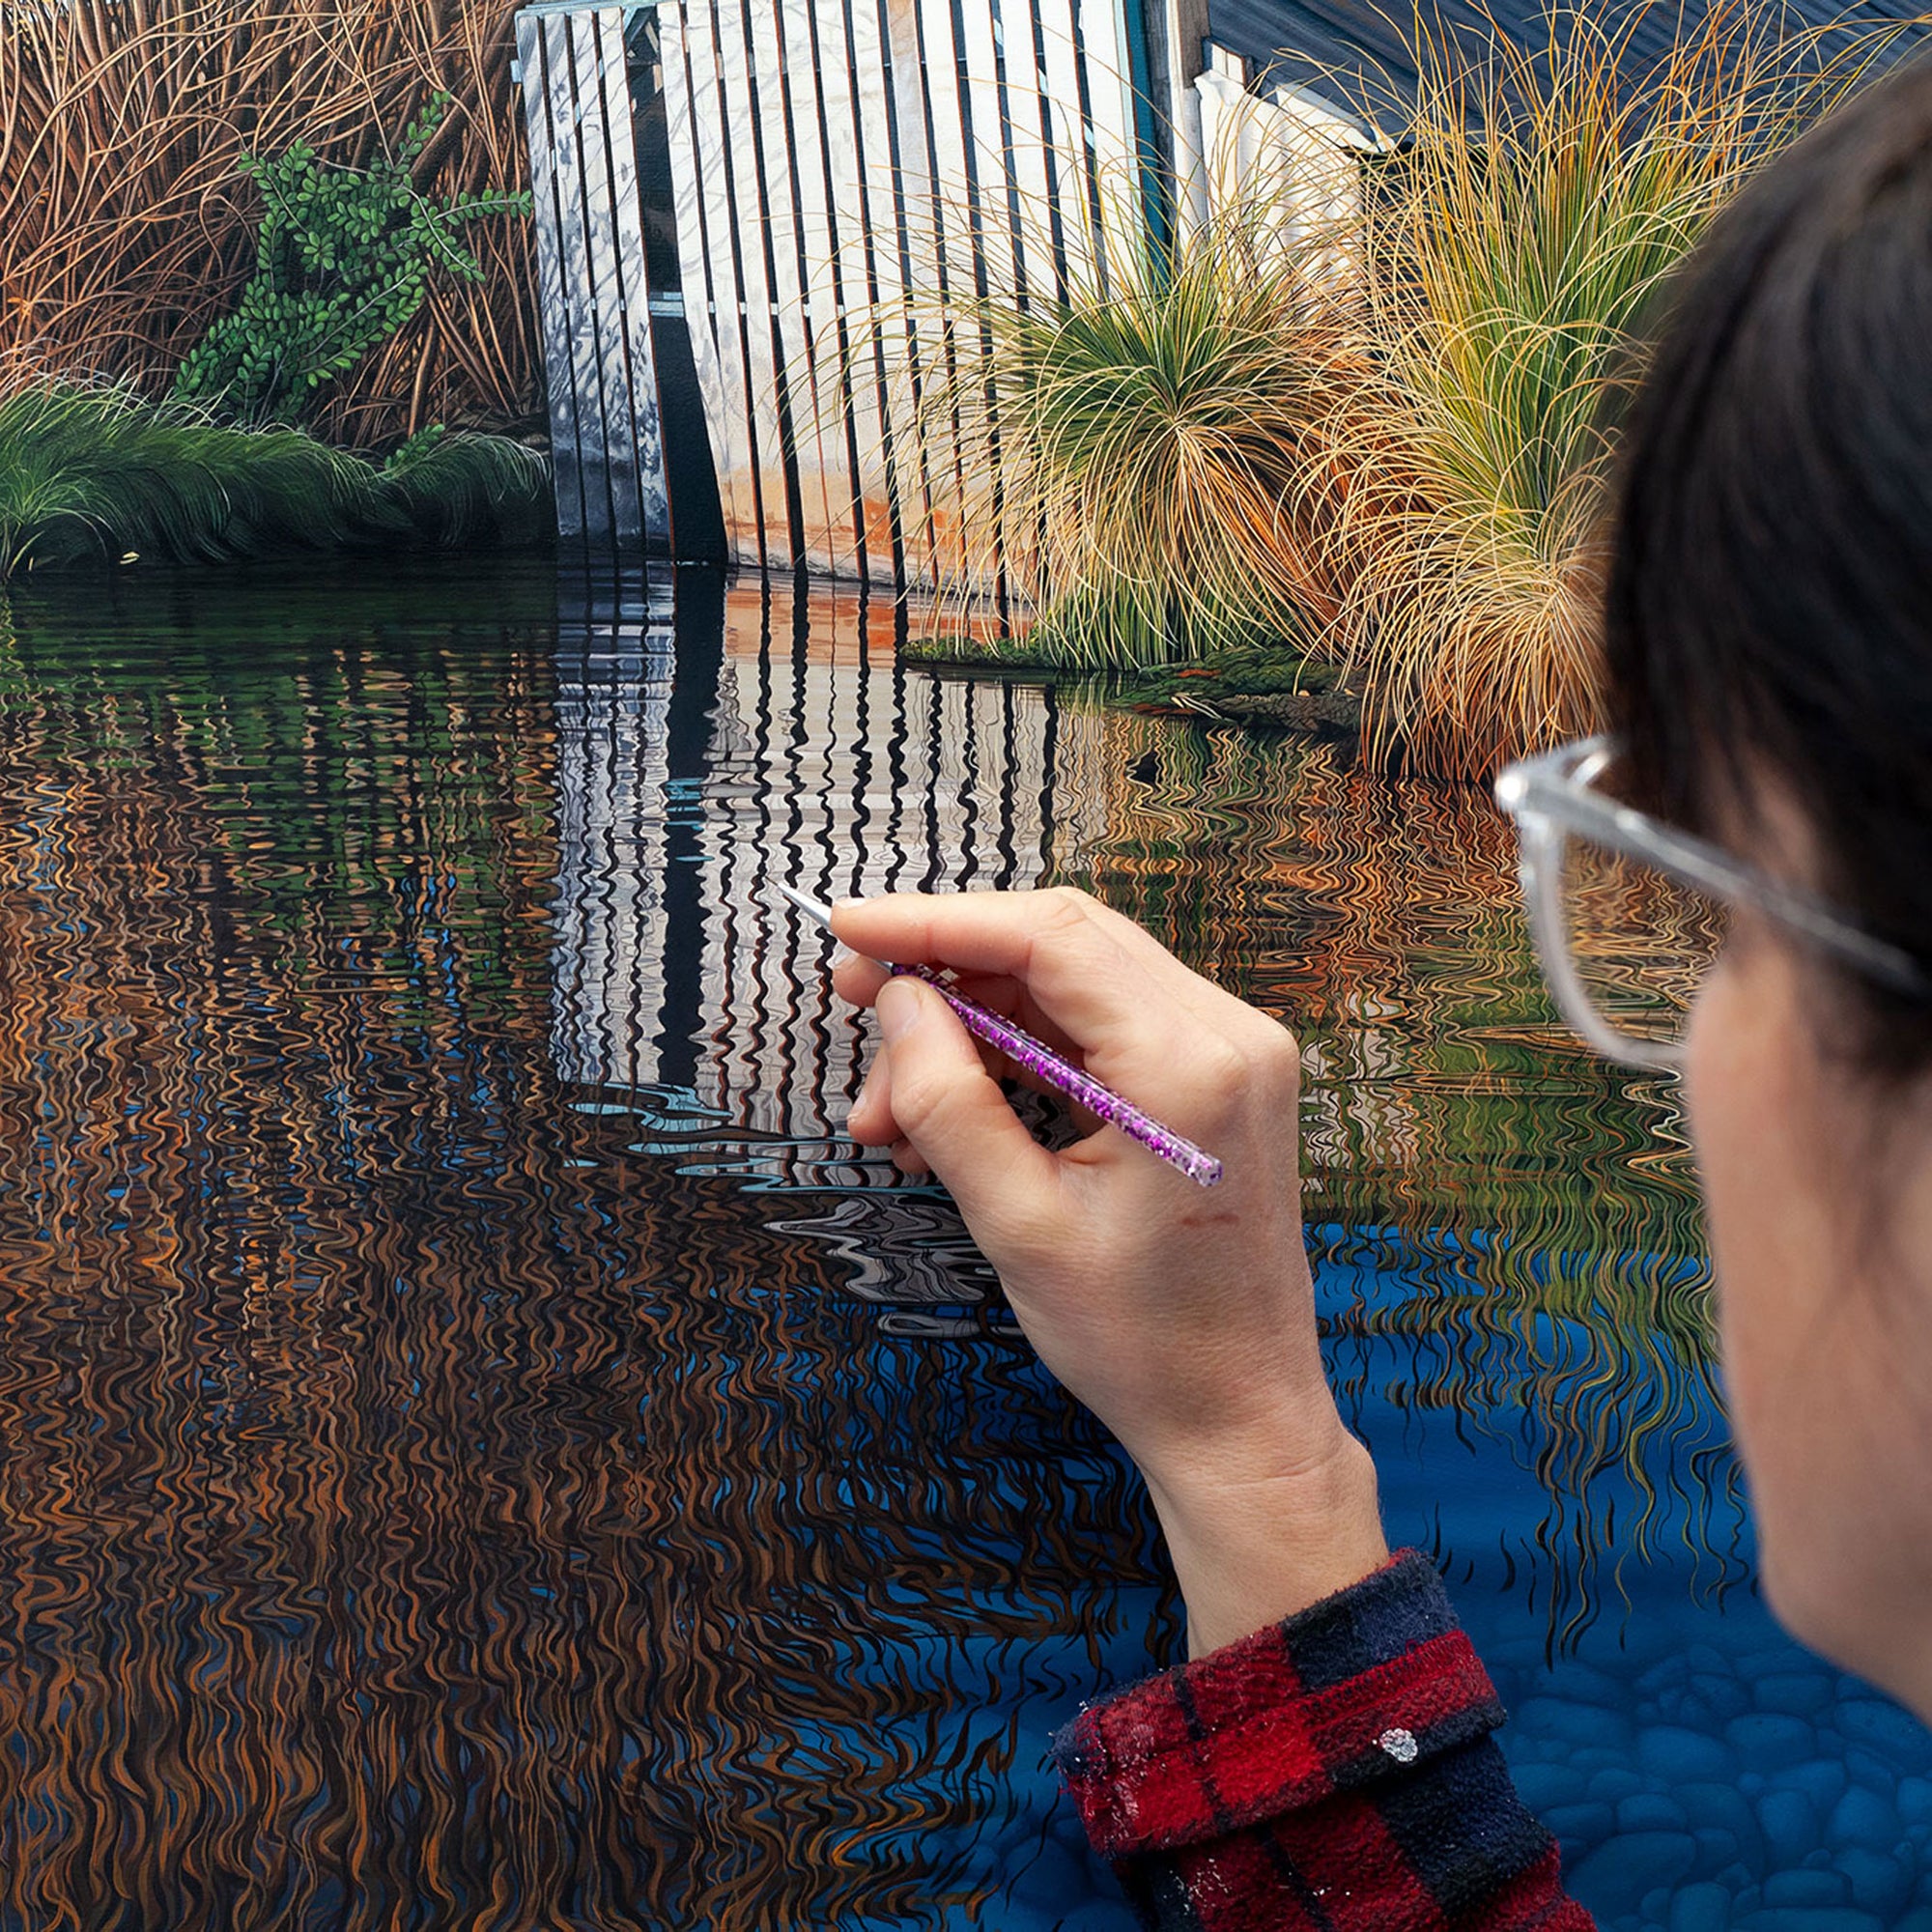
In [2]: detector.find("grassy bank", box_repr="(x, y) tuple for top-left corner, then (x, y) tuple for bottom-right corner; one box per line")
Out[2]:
(911, 190), (1364, 669)
(0, 0), (535, 448)
(0, 385), (548, 578)
(1319, 6), (1822, 773)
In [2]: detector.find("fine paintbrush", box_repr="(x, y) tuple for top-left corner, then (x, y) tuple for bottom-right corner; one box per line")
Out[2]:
(773, 880), (1223, 1188)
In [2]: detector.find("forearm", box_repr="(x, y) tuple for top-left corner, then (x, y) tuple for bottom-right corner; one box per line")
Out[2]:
(1140, 1424), (1391, 1658)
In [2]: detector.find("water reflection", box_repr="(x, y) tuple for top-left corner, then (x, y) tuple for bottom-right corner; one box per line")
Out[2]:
(0, 560), (1164, 1929)
(0, 557), (1917, 1932)
(550, 564), (679, 1094)
(548, 567), (1109, 1136)
(1050, 727), (1727, 1642)
(544, 563), (1726, 1638)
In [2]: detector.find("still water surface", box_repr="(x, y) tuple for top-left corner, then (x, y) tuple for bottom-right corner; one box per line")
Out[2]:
(0, 558), (1924, 1930)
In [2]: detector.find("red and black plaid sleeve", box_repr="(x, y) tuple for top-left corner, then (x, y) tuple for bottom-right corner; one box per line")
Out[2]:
(1053, 1549), (1596, 1931)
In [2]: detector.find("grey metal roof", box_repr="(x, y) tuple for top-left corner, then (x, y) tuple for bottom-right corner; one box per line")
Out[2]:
(1208, 0), (1932, 133)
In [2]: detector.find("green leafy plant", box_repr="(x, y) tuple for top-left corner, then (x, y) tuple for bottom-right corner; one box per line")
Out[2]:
(5, 0), (540, 444)
(0, 382), (548, 576)
(173, 95), (531, 426)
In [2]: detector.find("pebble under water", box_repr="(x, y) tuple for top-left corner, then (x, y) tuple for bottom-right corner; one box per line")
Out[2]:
(0, 557), (1923, 1930)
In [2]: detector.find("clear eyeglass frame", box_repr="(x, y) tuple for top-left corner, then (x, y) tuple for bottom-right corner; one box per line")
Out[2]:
(1492, 736), (1932, 1071)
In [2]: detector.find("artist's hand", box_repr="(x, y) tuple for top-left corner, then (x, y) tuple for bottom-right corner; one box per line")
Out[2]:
(831, 887), (1387, 1654)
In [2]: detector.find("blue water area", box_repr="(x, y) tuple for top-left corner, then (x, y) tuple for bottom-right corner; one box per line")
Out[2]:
(0, 556), (1922, 1929)
(709, 1218), (1932, 1932)
(1344, 1244), (1932, 1932)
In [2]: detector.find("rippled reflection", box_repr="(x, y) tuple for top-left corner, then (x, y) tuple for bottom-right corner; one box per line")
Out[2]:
(1046, 722), (1723, 1644)
(0, 562), (1166, 1929)
(541, 570), (1724, 1640)
(0, 557), (1765, 1929)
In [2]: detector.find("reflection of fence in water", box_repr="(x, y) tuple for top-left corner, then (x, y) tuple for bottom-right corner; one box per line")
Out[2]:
(550, 609), (1734, 1638)
(0, 590), (1165, 1926)
(550, 568), (677, 1092)
(547, 568), (1112, 1137)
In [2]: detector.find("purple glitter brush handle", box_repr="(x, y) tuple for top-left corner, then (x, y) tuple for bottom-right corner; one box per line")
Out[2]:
(895, 964), (1224, 1187)
(774, 878), (1222, 1187)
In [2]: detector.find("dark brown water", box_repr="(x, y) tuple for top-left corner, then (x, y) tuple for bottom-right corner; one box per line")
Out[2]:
(0, 558), (1919, 1932)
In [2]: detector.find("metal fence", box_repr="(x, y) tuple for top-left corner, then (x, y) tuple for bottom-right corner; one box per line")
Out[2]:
(516, 0), (1165, 581)
(517, 4), (674, 546)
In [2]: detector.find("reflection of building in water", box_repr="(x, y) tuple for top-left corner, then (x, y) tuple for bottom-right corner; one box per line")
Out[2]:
(548, 565), (1111, 1137)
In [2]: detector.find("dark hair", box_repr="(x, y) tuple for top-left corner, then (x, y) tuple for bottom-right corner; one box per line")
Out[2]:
(1605, 59), (1932, 1070)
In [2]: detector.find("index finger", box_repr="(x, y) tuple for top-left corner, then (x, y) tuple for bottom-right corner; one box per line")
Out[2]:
(830, 885), (1264, 1089)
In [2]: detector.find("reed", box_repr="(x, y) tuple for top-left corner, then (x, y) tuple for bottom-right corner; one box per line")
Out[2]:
(0, 383), (549, 575)
(0, 0), (537, 445)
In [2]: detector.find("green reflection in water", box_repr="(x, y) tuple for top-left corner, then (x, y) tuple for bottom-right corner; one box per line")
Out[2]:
(1046, 700), (1726, 1643)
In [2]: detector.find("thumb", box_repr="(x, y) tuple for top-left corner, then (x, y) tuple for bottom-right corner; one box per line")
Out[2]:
(874, 977), (1061, 1222)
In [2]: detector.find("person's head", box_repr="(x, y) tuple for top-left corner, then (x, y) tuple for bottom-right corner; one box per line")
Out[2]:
(1604, 57), (1932, 1710)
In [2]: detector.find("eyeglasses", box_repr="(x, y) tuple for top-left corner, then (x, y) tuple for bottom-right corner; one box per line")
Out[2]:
(1492, 736), (1932, 1070)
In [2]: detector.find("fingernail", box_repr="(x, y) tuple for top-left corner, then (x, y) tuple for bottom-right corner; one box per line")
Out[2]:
(831, 944), (857, 970)
(876, 978), (920, 1042)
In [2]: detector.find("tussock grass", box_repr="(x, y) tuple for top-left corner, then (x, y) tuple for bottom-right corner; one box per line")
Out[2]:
(926, 3), (1915, 771)
(1316, 3), (1849, 774)
(0, 384), (548, 576)
(0, 0), (535, 445)
(908, 194), (1367, 668)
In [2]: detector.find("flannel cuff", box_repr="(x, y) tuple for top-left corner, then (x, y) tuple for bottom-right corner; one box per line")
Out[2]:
(1054, 1548), (1507, 1859)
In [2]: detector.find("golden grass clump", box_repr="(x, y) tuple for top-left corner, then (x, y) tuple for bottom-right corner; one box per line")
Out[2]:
(0, 0), (538, 445)
(1311, 4), (1850, 775)
(904, 186), (1370, 668)
(919, 3), (1918, 773)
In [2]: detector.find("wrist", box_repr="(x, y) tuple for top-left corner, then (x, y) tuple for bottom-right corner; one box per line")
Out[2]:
(1140, 1423), (1389, 1657)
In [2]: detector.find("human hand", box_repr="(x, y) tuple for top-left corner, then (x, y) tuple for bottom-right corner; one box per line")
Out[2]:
(831, 887), (1387, 1653)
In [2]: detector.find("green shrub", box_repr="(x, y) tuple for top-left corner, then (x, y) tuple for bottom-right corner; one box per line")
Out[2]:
(173, 95), (531, 426)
